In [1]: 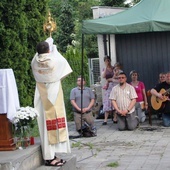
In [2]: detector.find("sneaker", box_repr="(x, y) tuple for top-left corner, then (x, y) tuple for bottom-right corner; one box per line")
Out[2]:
(91, 127), (97, 136)
(102, 122), (107, 125)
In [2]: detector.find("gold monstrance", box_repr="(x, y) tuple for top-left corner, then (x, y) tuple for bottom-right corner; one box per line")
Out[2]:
(43, 11), (56, 37)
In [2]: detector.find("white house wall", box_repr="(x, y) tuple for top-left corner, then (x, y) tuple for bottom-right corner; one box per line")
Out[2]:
(91, 6), (125, 100)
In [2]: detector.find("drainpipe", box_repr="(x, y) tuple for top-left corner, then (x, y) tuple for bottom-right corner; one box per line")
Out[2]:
(103, 34), (107, 56)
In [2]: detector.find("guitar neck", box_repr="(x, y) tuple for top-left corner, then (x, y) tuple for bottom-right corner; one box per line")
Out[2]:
(163, 88), (170, 96)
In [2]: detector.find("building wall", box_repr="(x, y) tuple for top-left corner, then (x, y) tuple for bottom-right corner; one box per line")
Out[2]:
(92, 6), (126, 75)
(92, 6), (126, 19)
(116, 31), (170, 90)
(91, 6), (126, 100)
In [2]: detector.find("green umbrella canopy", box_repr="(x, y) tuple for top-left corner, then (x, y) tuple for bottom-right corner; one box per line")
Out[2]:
(82, 0), (170, 34)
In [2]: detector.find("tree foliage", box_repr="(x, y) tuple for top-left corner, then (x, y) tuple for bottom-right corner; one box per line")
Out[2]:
(0, 0), (49, 106)
(100, 0), (125, 6)
(62, 46), (89, 120)
(56, 2), (75, 53)
(0, 0), (141, 119)
(49, 0), (101, 55)
(100, 0), (141, 7)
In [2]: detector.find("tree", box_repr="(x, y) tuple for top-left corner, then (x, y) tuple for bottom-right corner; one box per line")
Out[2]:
(100, 0), (141, 7)
(128, 0), (141, 6)
(0, 0), (49, 106)
(100, 0), (125, 6)
(62, 45), (89, 120)
(49, 0), (100, 54)
(55, 1), (75, 53)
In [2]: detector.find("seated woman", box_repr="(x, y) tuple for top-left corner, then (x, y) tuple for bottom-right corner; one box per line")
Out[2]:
(129, 70), (148, 123)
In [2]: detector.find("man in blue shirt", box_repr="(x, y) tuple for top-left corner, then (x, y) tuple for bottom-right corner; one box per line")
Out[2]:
(70, 76), (96, 136)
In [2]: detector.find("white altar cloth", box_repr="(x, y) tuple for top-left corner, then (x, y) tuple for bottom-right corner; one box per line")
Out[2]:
(0, 69), (20, 121)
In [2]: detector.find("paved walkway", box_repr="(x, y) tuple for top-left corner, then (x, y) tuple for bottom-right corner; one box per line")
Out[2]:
(68, 117), (170, 170)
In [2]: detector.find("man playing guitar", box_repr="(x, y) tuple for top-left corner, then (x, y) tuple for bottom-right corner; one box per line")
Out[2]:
(150, 72), (170, 127)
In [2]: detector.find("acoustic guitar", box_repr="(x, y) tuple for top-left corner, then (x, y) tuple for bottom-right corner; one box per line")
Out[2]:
(151, 88), (170, 110)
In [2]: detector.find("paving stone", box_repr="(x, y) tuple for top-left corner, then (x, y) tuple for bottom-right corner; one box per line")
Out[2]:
(68, 118), (170, 170)
(1, 117), (170, 170)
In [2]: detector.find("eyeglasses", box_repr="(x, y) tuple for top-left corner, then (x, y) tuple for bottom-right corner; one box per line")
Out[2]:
(118, 77), (126, 79)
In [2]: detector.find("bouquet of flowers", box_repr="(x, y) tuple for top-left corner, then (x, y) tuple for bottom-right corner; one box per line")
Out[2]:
(12, 106), (39, 137)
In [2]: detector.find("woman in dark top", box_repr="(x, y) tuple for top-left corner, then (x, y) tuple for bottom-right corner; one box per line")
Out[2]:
(102, 57), (120, 125)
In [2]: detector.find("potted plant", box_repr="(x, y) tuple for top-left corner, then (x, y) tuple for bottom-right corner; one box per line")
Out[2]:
(12, 106), (39, 149)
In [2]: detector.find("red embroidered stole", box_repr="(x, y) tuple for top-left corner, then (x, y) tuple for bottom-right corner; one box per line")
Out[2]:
(37, 82), (67, 144)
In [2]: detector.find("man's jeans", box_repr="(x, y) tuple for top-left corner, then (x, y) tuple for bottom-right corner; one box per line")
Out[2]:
(162, 113), (170, 127)
(117, 111), (139, 131)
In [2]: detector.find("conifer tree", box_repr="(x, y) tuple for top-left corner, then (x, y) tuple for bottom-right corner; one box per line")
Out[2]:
(100, 0), (125, 6)
(0, 0), (49, 106)
(56, 1), (75, 53)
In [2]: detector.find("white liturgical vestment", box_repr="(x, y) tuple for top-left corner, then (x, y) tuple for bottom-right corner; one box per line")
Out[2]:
(31, 37), (72, 160)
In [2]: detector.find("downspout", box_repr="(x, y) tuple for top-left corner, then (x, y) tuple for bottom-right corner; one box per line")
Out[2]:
(108, 34), (111, 58)
(103, 34), (107, 56)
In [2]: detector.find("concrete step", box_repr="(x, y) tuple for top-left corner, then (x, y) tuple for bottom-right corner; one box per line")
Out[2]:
(36, 154), (77, 170)
(0, 140), (77, 170)
(0, 144), (43, 170)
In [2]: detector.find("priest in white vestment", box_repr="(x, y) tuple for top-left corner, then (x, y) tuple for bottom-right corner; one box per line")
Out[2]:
(31, 37), (72, 167)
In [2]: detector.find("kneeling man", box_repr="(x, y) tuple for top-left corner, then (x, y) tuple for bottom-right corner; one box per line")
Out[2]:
(109, 72), (139, 130)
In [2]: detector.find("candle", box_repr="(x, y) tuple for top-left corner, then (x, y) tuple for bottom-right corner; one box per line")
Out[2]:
(30, 137), (34, 145)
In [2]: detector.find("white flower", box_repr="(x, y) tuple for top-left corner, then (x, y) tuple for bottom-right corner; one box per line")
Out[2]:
(12, 106), (39, 127)
(13, 119), (19, 124)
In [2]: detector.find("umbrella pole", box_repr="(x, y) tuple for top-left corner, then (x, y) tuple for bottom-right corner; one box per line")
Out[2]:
(80, 34), (85, 137)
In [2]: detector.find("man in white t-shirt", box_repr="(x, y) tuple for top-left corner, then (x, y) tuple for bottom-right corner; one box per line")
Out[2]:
(109, 72), (139, 130)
